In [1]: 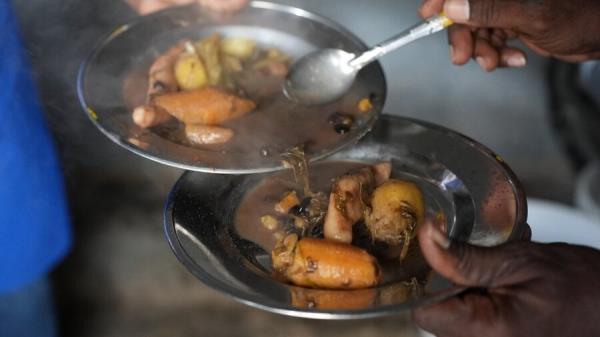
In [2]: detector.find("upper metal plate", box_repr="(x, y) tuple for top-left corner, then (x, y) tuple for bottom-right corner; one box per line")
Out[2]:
(77, 1), (386, 174)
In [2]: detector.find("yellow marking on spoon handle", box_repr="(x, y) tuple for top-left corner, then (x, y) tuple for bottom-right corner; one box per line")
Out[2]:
(439, 12), (454, 28)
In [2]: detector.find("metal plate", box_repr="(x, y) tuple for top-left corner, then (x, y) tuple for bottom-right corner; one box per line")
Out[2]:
(77, 1), (386, 174)
(164, 115), (528, 319)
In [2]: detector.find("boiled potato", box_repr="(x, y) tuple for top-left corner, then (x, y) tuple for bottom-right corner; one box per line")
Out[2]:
(221, 37), (257, 60)
(365, 179), (425, 246)
(174, 51), (208, 90)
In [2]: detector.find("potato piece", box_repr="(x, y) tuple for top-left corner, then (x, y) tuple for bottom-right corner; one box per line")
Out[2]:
(196, 33), (223, 85)
(272, 235), (381, 289)
(185, 124), (234, 145)
(221, 37), (257, 60)
(132, 105), (173, 128)
(174, 51), (208, 90)
(152, 87), (256, 125)
(274, 191), (300, 214)
(365, 179), (425, 247)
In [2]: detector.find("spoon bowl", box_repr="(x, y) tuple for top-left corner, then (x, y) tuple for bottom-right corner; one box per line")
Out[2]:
(283, 48), (358, 105)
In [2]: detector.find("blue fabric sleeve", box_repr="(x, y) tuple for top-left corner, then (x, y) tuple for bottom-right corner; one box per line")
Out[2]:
(0, 1), (72, 293)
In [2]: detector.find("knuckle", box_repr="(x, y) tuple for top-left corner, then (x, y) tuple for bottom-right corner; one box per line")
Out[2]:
(529, 11), (553, 36)
(472, 0), (502, 25)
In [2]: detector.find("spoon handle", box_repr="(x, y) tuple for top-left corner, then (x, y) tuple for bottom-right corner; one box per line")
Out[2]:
(350, 14), (453, 69)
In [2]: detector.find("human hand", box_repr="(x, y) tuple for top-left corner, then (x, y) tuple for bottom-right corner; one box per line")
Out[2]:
(412, 221), (600, 337)
(420, 0), (600, 71)
(127, 0), (249, 15)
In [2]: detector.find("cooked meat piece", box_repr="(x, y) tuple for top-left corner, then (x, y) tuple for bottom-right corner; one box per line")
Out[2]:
(152, 87), (256, 125)
(185, 124), (234, 145)
(272, 234), (381, 289)
(132, 104), (173, 128)
(147, 41), (188, 97)
(323, 163), (391, 243)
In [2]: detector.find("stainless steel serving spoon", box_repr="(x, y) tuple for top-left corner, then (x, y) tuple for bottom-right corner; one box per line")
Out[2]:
(283, 14), (453, 105)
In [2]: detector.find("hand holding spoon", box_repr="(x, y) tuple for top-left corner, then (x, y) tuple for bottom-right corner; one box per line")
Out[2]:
(283, 14), (453, 105)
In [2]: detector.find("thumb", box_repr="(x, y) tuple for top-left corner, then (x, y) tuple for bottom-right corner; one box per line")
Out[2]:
(443, 0), (531, 28)
(418, 220), (531, 287)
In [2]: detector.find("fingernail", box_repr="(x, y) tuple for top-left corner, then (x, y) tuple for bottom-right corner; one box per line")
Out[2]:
(429, 225), (451, 250)
(449, 45), (456, 64)
(506, 54), (527, 67)
(476, 56), (489, 70)
(444, 0), (470, 22)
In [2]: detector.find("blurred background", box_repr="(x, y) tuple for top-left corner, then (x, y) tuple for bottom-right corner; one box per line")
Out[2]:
(10, 0), (600, 336)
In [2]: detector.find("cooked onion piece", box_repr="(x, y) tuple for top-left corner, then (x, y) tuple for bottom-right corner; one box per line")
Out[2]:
(272, 234), (381, 289)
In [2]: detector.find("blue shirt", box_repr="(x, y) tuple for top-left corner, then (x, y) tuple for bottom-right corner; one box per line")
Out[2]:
(0, 1), (71, 293)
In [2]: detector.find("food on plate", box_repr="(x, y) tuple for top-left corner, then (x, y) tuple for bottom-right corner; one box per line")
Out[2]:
(239, 158), (426, 290)
(366, 180), (425, 259)
(174, 44), (208, 91)
(290, 287), (377, 310)
(271, 234), (381, 289)
(221, 37), (257, 60)
(147, 41), (187, 96)
(131, 33), (292, 146)
(274, 191), (300, 214)
(323, 162), (391, 243)
(153, 87), (256, 125)
(132, 105), (172, 129)
(184, 124), (234, 145)
(358, 97), (373, 113)
(196, 33), (224, 86)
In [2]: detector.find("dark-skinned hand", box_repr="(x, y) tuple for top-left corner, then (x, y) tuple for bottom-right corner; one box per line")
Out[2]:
(412, 221), (600, 337)
(420, 0), (600, 71)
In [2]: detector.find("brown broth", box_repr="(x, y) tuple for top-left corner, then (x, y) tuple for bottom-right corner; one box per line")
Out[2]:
(234, 161), (367, 252)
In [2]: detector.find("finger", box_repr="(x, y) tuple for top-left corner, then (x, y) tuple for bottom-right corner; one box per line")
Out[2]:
(444, 0), (532, 28)
(489, 29), (507, 48)
(417, 220), (533, 287)
(553, 52), (600, 63)
(519, 223), (532, 241)
(498, 47), (527, 68)
(196, 0), (249, 12)
(520, 37), (552, 57)
(128, 0), (195, 15)
(413, 292), (499, 337)
(419, 0), (445, 19)
(473, 38), (500, 71)
(448, 25), (474, 65)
